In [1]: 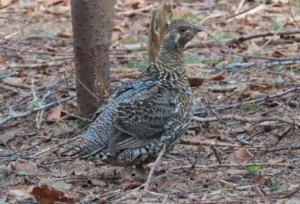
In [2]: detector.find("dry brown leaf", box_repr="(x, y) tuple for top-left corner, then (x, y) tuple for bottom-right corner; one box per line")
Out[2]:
(251, 186), (265, 196)
(247, 41), (260, 55)
(2, 77), (24, 87)
(46, 105), (62, 121)
(89, 179), (107, 187)
(0, 130), (17, 145)
(9, 189), (32, 200)
(230, 148), (252, 161)
(15, 162), (38, 175)
(0, 0), (11, 8)
(39, 179), (72, 192)
(253, 174), (271, 185)
(0, 56), (6, 65)
(29, 184), (74, 204)
(189, 135), (206, 142)
(207, 85), (238, 93)
(57, 31), (72, 38)
(208, 71), (225, 81)
(188, 77), (205, 87)
(122, 71), (142, 79)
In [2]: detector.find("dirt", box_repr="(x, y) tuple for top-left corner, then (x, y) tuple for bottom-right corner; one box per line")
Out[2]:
(1, 0), (300, 203)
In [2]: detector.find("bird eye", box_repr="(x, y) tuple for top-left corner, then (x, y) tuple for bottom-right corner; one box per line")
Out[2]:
(179, 27), (187, 32)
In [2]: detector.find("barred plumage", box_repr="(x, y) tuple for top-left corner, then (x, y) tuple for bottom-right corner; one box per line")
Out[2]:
(69, 19), (203, 180)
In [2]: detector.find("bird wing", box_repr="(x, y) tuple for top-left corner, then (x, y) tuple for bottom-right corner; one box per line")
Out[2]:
(108, 84), (180, 152)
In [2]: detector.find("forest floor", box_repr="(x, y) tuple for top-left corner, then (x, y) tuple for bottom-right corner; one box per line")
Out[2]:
(1, 0), (300, 203)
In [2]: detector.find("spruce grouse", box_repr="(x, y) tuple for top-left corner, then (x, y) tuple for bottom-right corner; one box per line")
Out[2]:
(69, 19), (203, 180)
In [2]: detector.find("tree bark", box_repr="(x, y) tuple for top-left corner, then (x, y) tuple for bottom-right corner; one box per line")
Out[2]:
(71, 0), (111, 119)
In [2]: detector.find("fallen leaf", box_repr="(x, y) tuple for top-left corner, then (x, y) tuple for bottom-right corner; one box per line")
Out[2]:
(39, 179), (72, 192)
(251, 186), (265, 196)
(9, 189), (32, 200)
(0, 130), (17, 145)
(29, 184), (75, 204)
(207, 85), (238, 93)
(88, 179), (107, 187)
(188, 77), (205, 87)
(253, 174), (271, 185)
(2, 77), (24, 87)
(247, 41), (260, 55)
(122, 71), (142, 79)
(57, 31), (72, 38)
(15, 162), (38, 175)
(230, 148), (253, 161)
(189, 135), (206, 142)
(0, 0), (11, 8)
(208, 71), (225, 81)
(46, 105), (62, 121)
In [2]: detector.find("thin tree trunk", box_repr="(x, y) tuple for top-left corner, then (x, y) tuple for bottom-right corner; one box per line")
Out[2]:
(71, 0), (111, 119)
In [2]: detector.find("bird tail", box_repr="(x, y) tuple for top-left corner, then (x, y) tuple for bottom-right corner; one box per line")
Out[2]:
(61, 132), (107, 160)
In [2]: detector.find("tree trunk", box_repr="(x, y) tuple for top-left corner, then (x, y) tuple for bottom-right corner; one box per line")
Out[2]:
(71, 0), (111, 119)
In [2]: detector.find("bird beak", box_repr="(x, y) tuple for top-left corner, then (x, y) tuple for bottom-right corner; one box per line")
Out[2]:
(195, 26), (203, 32)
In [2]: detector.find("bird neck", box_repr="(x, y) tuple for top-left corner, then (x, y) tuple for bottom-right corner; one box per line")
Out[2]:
(149, 44), (188, 82)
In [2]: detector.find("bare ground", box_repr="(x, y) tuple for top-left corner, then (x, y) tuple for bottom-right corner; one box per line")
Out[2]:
(1, 0), (300, 203)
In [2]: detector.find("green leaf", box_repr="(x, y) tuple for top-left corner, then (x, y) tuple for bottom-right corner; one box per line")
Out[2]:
(185, 55), (199, 64)
(18, 171), (27, 176)
(270, 184), (281, 192)
(202, 60), (219, 66)
(247, 165), (260, 173)
(127, 60), (148, 71)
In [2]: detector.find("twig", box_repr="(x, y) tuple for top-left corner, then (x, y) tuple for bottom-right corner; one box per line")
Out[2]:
(0, 96), (74, 126)
(192, 115), (300, 127)
(235, 0), (246, 15)
(281, 185), (300, 199)
(194, 86), (300, 115)
(208, 60), (300, 73)
(134, 145), (167, 203)
(0, 61), (67, 69)
(288, 0), (300, 29)
(0, 72), (18, 80)
(171, 162), (293, 171)
(28, 127), (85, 158)
(117, 5), (154, 16)
(181, 138), (265, 149)
(227, 3), (263, 22)
(144, 145), (166, 191)
(186, 29), (300, 50)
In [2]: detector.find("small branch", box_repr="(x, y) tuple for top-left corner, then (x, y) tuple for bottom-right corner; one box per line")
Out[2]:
(194, 86), (300, 115)
(208, 60), (300, 73)
(0, 96), (74, 127)
(186, 29), (300, 50)
(144, 145), (166, 191)
(281, 185), (300, 199)
(0, 72), (18, 80)
(171, 162), (293, 171)
(28, 127), (85, 158)
(0, 61), (67, 69)
(192, 115), (300, 127)
(117, 5), (154, 16)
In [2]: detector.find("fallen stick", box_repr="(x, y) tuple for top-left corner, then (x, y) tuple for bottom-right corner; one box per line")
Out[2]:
(1, 61), (67, 69)
(0, 72), (18, 80)
(171, 162), (293, 171)
(194, 86), (300, 116)
(208, 59), (300, 73)
(0, 96), (74, 126)
(192, 115), (300, 127)
(186, 29), (300, 50)
(144, 145), (166, 191)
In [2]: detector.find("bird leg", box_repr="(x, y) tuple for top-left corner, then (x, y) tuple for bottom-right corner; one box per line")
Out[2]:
(134, 165), (148, 182)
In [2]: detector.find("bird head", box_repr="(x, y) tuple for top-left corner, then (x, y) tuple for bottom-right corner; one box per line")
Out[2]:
(163, 19), (203, 51)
